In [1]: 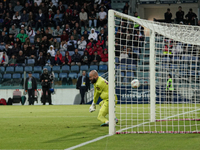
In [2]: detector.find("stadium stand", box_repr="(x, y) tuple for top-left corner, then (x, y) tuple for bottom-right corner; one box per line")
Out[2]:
(0, 0), (198, 88)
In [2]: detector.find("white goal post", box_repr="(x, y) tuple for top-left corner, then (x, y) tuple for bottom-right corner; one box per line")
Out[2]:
(108, 9), (200, 135)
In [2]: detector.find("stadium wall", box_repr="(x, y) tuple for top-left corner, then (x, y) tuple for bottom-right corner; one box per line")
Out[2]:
(0, 89), (83, 105)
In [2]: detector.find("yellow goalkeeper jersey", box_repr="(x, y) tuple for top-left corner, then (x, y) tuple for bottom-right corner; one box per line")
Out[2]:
(93, 76), (109, 103)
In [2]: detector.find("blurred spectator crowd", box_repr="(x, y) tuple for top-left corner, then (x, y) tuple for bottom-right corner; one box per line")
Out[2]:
(0, 0), (112, 67)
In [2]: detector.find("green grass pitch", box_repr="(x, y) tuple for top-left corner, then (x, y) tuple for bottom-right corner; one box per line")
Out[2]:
(0, 105), (200, 150)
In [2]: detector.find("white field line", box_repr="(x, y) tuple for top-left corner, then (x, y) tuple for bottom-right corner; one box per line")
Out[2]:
(0, 116), (96, 118)
(64, 107), (200, 150)
(64, 135), (111, 150)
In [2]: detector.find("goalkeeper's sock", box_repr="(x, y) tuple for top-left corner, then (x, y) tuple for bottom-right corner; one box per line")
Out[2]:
(100, 121), (109, 127)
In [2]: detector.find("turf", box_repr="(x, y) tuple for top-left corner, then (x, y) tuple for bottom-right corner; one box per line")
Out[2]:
(0, 105), (200, 150)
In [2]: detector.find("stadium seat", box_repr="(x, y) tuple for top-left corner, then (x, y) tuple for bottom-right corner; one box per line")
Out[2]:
(188, 64), (198, 70)
(24, 66), (33, 72)
(182, 56), (191, 62)
(99, 65), (108, 72)
(30, 37), (34, 44)
(12, 73), (22, 85)
(32, 73), (40, 81)
(115, 57), (119, 63)
(62, 65), (70, 73)
(126, 71), (135, 78)
(144, 72), (149, 78)
(59, 73), (68, 78)
(133, 48), (139, 54)
(170, 64), (178, 70)
(191, 56), (198, 62)
(2, 73), (12, 85)
(56, 38), (61, 43)
(3, 73), (11, 79)
(137, 72), (144, 78)
(43, 66), (51, 72)
(15, 66), (23, 73)
(90, 65), (98, 71)
(80, 65), (88, 71)
(0, 66), (5, 72)
(162, 64), (169, 70)
(162, 57), (171, 63)
(117, 64), (126, 71)
(180, 64), (188, 70)
(69, 51), (74, 56)
(171, 56), (180, 63)
(6, 66), (14, 73)
(71, 65), (80, 73)
(27, 59), (35, 66)
(22, 73), (29, 78)
(121, 72), (125, 77)
(179, 71), (187, 77)
(127, 64), (136, 71)
(78, 51), (84, 56)
(59, 73), (68, 85)
(52, 66), (61, 73)
(145, 37), (150, 42)
(60, 51), (65, 57)
(12, 73), (21, 79)
(33, 66), (42, 73)
(121, 58), (133, 64)
(98, 72), (104, 77)
(68, 73), (78, 79)
(120, 59), (126, 64)
(54, 73), (59, 81)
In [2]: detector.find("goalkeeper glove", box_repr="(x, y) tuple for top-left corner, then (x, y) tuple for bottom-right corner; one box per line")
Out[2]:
(89, 102), (96, 113)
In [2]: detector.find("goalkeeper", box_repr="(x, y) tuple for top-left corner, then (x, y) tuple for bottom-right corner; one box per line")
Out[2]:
(89, 70), (118, 126)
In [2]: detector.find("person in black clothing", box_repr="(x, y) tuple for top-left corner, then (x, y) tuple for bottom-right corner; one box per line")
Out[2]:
(36, 51), (46, 66)
(25, 72), (37, 105)
(82, 30), (89, 42)
(185, 8), (197, 25)
(81, 51), (90, 65)
(164, 8), (172, 23)
(35, 9), (45, 31)
(71, 48), (81, 66)
(76, 71), (90, 104)
(16, 50), (25, 66)
(40, 68), (52, 105)
(176, 6), (184, 24)
(29, 45), (37, 59)
(91, 51), (101, 65)
(123, 2), (129, 14)
(0, 31), (8, 46)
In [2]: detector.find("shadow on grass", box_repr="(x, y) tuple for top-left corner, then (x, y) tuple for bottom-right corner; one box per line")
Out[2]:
(43, 124), (106, 143)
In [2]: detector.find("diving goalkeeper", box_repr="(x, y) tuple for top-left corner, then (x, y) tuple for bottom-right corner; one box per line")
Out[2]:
(89, 70), (118, 126)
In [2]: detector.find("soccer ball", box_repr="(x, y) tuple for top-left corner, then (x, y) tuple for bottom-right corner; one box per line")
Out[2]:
(131, 79), (140, 88)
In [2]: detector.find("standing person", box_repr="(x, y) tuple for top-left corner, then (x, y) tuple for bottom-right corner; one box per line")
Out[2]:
(89, 70), (118, 126)
(76, 71), (90, 104)
(134, 12), (140, 28)
(166, 74), (174, 104)
(164, 8), (172, 23)
(185, 8), (197, 25)
(40, 68), (52, 105)
(25, 72), (37, 105)
(176, 6), (184, 24)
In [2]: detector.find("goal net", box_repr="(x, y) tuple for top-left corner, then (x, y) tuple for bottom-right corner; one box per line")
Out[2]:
(108, 10), (200, 135)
